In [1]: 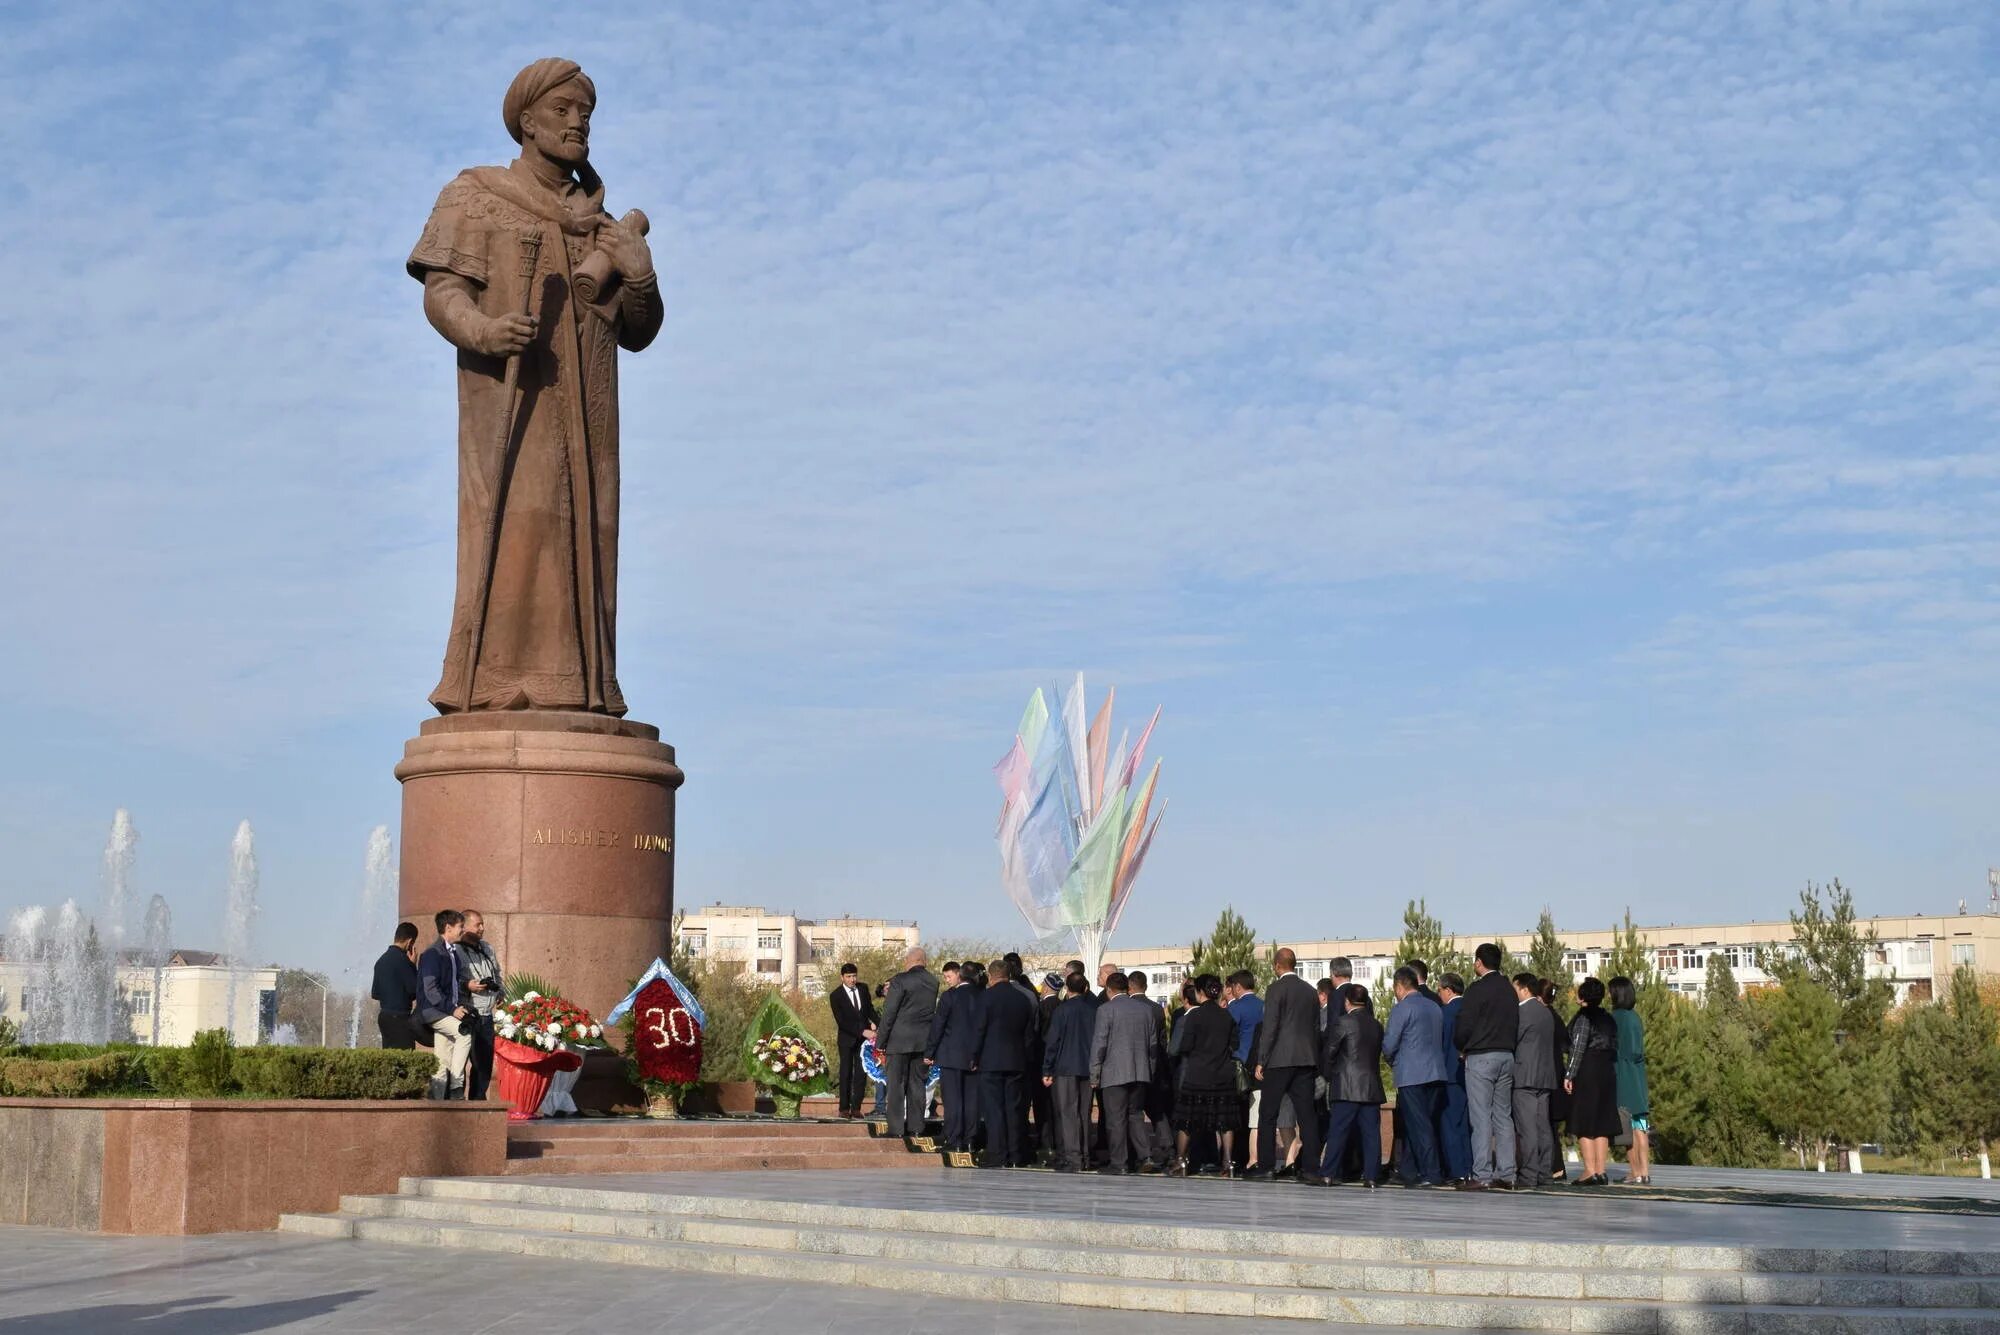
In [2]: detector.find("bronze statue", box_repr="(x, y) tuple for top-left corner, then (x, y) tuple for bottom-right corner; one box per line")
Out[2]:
(408, 58), (660, 715)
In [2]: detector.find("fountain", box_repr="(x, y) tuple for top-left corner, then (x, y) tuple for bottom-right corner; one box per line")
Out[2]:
(5, 907), (46, 1041)
(345, 826), (397, 1047)
(101, 810), (136, 952)
(220, 820), (260, 1043)
(141, 894), (172, 1046)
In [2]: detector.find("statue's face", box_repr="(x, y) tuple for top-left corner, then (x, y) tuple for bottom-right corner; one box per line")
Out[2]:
(521, 78), (593, 166)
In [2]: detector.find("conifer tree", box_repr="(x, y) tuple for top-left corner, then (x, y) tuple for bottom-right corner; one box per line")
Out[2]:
(1781, 879), (1893, 1037)
(1526, 908), (1570, 988)
(1187, 906), (1274, 990)
(1753, 977), (1851, 1170)
(1703, 952), (1743, 1019)
(1895, 967), (2000, 1175)
(1393, 898), (1467, 984)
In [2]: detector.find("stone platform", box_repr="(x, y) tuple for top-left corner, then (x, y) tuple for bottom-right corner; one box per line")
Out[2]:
(281, 1166), (2000, 1330)
(503, 1117), (935, 1175)
(396, 710), (684, 1020)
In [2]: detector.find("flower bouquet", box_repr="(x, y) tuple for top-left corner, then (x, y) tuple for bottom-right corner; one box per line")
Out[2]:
(493, 991), (603, 1120)
(741, 993), (830, 1118)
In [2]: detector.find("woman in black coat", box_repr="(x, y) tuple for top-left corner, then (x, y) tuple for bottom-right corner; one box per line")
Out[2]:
(1564, 976), (1621, 1186)
(1168, 974), (1241, 1177)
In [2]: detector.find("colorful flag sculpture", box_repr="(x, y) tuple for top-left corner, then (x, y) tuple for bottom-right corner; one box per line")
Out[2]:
(994, 674), (1164, 978)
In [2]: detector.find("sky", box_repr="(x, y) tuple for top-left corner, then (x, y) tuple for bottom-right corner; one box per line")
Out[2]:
(3, 1), (1999, 984)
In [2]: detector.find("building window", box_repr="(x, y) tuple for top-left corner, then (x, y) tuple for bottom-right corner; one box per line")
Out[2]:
(756, 958), (783, 975)
(882, 937), (905, 952)
(1679, 949), (1701, 970)
(810, 938), (834, 960)
(1301, 960), (1327, 982)
(19, 988), (32, 1013)
(1563, 952), (1586, 977)
(1908, 941), (1931, 965)
(1953, 943), (1976, 966)
(756, 931), (783, 952)
(130, 990), (152, 1016)
(1655, 949), (1677, 973)
(680, 934), (705, 956)
(719, 937), (748, 955)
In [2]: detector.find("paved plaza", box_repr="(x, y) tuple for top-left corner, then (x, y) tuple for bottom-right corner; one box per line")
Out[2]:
(0, 1224), (1325, 1335)
(5, 1165), (2000, 1333)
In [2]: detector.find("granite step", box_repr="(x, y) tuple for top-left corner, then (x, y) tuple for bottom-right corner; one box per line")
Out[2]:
(511, 1118), (882, 1141)
(508, 1133), (911, 1157)
(273, 1209), (2000, 1332)
(501, 1148), (934, 1175)
(404, 1176), (2000, 1278)
(311, 1192), (1999, 1310)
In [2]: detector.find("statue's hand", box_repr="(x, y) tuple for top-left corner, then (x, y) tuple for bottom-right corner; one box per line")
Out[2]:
(602, 215), (654, 282)
(473, 312), (537, 358)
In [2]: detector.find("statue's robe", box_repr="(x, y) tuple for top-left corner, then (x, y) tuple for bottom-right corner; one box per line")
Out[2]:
(408, 160), (662, 715)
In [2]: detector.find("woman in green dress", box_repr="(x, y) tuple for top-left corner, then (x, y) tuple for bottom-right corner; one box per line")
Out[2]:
(1608, 976), (1651, 1186)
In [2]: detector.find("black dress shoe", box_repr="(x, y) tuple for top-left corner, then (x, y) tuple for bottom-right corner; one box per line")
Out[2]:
(1490, 1179), (1517, 1191)
(1359, 1179), (1381, 1189)
(1454, 1179), (1488, 1192)
(1242, 1167), (1273, 1181)
(1273, 1164), (1298, 1180)
(1298, 1172), (1330, 1186)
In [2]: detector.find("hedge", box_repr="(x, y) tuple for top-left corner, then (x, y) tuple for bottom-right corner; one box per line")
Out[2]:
(0, 1033), (432, 1100)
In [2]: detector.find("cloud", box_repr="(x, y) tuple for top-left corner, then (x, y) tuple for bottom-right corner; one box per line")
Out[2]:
(2, 1), (1997, 963)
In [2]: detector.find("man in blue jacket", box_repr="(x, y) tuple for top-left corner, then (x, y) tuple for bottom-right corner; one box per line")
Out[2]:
(416, 909), (472, 1100)
(1436, 972), (1472, 1184)
(924, 962), (977, 1151)
(1039, 973), (1097, 1172)
(1382, 966), (1447, 1187)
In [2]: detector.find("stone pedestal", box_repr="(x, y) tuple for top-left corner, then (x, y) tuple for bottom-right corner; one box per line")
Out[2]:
(396, 711), (685, 1020)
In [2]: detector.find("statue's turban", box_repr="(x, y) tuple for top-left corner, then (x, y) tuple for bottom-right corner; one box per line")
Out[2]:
(504, 58), (596, 143)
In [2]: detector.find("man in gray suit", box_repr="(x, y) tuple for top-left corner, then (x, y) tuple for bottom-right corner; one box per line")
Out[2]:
(876, 947), (938, 1139)
(1510, 972), (1560, 1188)
(1089, 971), (1163, 1174)
(1250, 948), (1325, 1184)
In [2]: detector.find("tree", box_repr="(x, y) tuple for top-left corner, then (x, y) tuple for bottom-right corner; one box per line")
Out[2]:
(1780, 880), (1893, 1037)
(1751, 977), (1885, 1170)
(1703, 952), (1744, 1022)
(1188, 906), (1274, 990)
(1602, 910), (1655, 988)
(1894, 967), (2000, 1174)
(1393, 898), (1467, 983)
(274, 968), (332, 1045)
(1525, 908), (1569, 988)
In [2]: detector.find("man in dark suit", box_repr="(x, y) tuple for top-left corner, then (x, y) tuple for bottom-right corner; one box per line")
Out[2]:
(828, 961), (878, 1119)
(1456, 943), (1519, 1190)
(1089, 970), (1162, 1173)
(1040, 972), (1096, 1172)
(925, 962), (976, 1150)
(1128, 970), (1175, 1164)
(369, 922), (422, 1050)
(1249, 948), (1325, 1184)
(1321, 983), (1387, 1186)
(875, 948), (938, 1139)
(972, 957), (1039, 1167)
(1510, 971), (1559, 1188)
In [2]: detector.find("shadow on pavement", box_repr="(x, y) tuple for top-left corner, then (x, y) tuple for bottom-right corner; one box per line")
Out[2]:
(0, 1290), (370, 1333)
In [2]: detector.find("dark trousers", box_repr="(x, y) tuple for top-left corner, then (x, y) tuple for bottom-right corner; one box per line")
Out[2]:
(1397, 1081), (1446, 1184)
(1050, 1074), (1092, 1170)
(1323, 1100), (1383, 1182)
(1440, 1079), (1472, 1180)
(837, 1038), (865, 1113)
(1256, 1066), (1322, 1175)
(466, 1011), (495, 1100)
(884, 1052), (927, 1137)
(377, 1011), (418, 1050)
(1103, 1081), (1155, 1169)
(980, 1070), (1026, 1165)
(939, 1066), (977, 1149)
(1028, 1066), (1053, 1153)
(1514, 1087), (1554, 1187)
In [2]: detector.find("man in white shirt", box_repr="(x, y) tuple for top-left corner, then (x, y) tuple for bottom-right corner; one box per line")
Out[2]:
(829, 962), (878, 1118)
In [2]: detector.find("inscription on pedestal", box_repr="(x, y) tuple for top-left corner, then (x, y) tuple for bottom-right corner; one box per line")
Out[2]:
(529, 827), (673, 853)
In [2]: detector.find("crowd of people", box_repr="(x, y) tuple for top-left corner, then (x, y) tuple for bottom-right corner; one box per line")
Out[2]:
(857, 943), (1653, 1187)
(369, 908), (506, 1101)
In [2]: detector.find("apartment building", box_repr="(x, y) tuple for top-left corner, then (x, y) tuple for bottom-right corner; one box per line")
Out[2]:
(1104, 909), (2000, 1005)
(674, 903), (920, 994)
